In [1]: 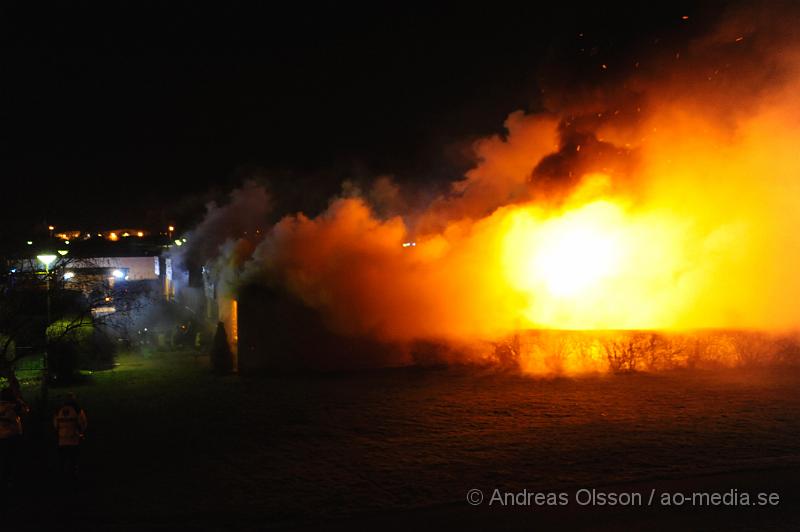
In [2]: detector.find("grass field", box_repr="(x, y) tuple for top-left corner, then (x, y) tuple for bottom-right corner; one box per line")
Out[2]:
(5, 351), (800, 530)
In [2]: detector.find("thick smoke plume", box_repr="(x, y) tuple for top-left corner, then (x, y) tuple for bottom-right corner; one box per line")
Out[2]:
(187, 4), (800, 370)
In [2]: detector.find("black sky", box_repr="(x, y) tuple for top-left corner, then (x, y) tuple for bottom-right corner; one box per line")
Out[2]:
(0, 1), (722, 233)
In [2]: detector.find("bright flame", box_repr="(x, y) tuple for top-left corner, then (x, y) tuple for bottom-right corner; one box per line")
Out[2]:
(498, 183), (751, 331)
(510, 201), (623, 298)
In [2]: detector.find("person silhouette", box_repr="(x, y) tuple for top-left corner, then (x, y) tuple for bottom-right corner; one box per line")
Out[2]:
(53, 393), (88, 479)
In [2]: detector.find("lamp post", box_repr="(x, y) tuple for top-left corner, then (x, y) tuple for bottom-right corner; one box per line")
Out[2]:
(37, 254), (57, 407)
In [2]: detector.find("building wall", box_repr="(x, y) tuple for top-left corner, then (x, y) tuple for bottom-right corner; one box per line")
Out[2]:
(217, 294), (239, 371)
(236, 283), (411, 373)
(72, 256), (160, 281)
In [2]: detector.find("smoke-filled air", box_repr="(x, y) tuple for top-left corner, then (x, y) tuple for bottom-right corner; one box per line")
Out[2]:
(185, 6), (800, 371)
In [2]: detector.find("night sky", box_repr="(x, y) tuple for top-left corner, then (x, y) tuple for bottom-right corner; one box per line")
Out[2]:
(1, 2), (721, 234)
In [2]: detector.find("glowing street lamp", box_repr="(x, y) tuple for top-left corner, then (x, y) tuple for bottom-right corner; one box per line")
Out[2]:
(37, 254), (57, 269)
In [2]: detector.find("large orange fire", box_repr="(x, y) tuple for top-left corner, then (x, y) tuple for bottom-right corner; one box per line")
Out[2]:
(194, 6), (800, 371)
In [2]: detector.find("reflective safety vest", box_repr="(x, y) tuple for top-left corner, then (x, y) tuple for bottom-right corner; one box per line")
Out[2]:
(0, 401), (21, 439)
(54, 405), (87, 446)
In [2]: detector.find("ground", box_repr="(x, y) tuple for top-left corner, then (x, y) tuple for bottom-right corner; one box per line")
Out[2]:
(4, 352), (800, 530)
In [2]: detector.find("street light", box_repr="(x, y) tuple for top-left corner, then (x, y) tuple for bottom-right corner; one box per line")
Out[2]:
(37, 254), (58, 408)
(37, 254), (57, 269)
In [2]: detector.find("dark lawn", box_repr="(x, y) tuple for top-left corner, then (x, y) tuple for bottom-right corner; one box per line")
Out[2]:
(5, 352), (800, 530)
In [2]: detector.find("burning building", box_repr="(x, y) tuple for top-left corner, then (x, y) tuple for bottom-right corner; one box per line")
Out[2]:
(184, 5), (800, 374)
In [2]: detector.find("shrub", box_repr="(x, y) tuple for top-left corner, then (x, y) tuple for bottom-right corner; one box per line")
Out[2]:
(48, 341), (80, 384)
(46, 317), (117, 381)
(211, 322), (233, 374)
(0, 334), (15, 362)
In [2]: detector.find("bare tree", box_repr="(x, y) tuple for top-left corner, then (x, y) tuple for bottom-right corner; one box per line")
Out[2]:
(0, 256), (146, 396)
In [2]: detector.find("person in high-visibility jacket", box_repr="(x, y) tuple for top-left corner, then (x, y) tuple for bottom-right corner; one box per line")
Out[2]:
(53, 393), (88, 478)
(0, 385), (28, 487)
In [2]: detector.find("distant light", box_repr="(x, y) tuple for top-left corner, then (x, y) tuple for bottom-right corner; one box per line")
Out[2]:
(104, 296), (112, 302)
(48, 225), (55, 231)
(122, 232), (130, 237)
(57, 250), (69, 256)
(174, 239), (183, 246)
(168, 225), (175, 232)
(63, 272), (75, 280)
(137, 231), (144, 237)
(402, 242), (416, 248)
(64, 240), (70, 245)
(26, 241), (33, 246)
(10, 268), (16, 273)
(37, 254), (57, 267)
(112, 269), (124, 279)
(181, 237), (187, 243)
(109, 232), (119, 241)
